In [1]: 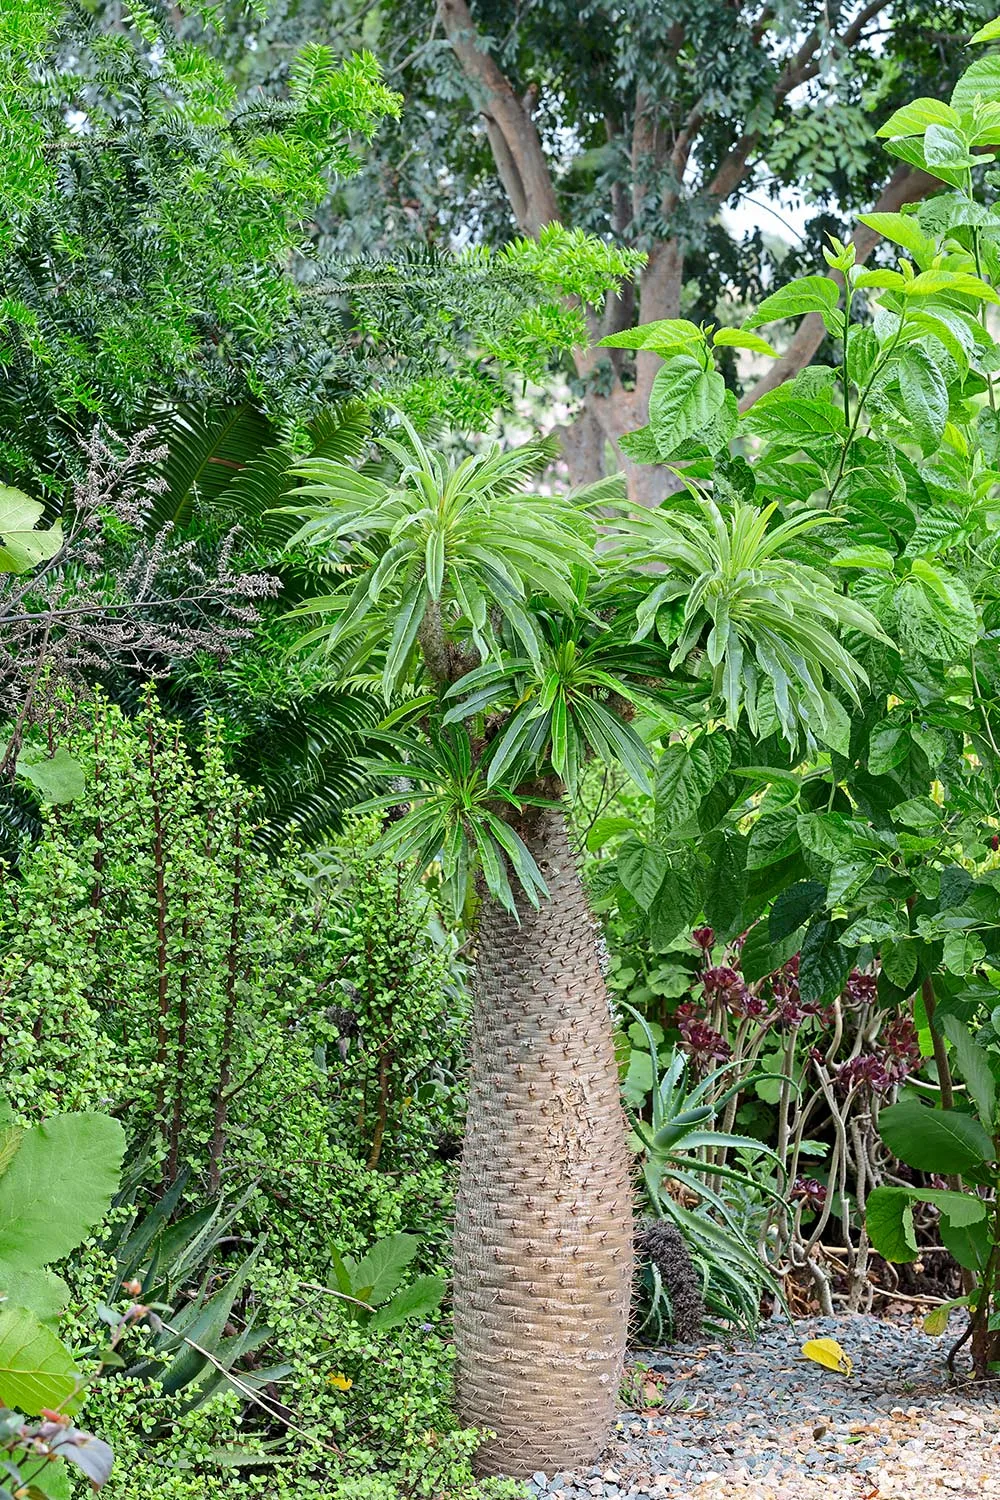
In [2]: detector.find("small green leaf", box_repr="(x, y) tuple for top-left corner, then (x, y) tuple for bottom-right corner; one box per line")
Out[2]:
(713, 328), (777, 356)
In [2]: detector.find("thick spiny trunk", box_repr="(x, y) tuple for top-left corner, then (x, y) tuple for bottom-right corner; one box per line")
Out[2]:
(453, 810), (633, 1477)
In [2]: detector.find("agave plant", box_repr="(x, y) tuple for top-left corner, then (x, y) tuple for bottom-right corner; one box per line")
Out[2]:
(283, 413), (885, 1476)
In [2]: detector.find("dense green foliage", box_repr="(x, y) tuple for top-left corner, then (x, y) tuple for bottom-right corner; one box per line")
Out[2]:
(0, 697), (509, 1495)
(11, 1), (1000, 1491)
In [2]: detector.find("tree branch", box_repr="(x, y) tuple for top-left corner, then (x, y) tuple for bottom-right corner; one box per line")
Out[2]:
(437, 0), (560, 232)
(706, 0), (893, 202)
(739, 161), (938, 410)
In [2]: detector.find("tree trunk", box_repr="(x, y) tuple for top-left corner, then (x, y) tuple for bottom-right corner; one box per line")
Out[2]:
(453, 809), (633, 1477)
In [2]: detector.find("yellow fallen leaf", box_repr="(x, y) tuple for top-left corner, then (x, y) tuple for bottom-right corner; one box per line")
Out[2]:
(802, 1337), (853, 1377)
(923, 1305), (950, 1336)
(327, 1372), (353, 1391)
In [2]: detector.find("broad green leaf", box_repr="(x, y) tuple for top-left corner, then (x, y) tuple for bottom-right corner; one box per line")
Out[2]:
(0, 487), (63, 575)
(713, 328), (777, 356)
(745, 276), (840, 329)
(868, 1185), (986, 1264)
(830, 545), (895, 570)
(940, 1015), (997, 1128)
(617, 836), (669, 911)
(895, 563), (978, 662)
(942, 930), (987, 976)
(878, 1099), (994, 1176)
(367, 1274), (445, 1331)
(655, 739), (724, 831)
(769, 880), (826, 943)
(0, 1267), (68, 1328)
(897, 347), (948, 454)
(881, 937), (918, 990)
(798, 917), (851, 1004)
(0, 1304), (81, 1413)
(648, 864), (701, 949)
(868, 722), (908, 775)
(746, 806), (800, 870)
(877, 98), (961, 138)
(923, 123), (980, 169)
(971, 18), (1000, 43)
(905, 268), (999, 303)
(702, 831), (747, 940)
(349, 1232), (420, 1304)
(598, 319), (703, 354)
(648, 355), (726, 456)
(796, 812), (857, 862)
(952, 55), (1000, 115)
(856, 212), (937, 266)
(0, 1113), (125, 1271)
(618, 425), (662, 464)
(14, 747), (85, 805)
(940, 1215), (990, 1272)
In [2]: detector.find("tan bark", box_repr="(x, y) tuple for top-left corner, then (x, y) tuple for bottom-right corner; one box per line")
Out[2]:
(439, 0), (930, 490)
(453, 809), (633, 1477)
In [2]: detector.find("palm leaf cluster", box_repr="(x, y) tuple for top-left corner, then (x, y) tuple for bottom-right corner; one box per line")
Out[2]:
(282, 415), (887, 912)
(612, 493), (887, 746)
(284, 413), (597, 694)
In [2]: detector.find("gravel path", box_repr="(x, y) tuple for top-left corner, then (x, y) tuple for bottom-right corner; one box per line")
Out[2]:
(526, 1316), (1000, 1500)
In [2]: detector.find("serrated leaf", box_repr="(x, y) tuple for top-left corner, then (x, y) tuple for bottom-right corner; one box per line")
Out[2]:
(0, 1305), (81, 1414)
(881, 937), (918, 989)
(648, 355), (726, 457)
(897, 347), (948, 454)
(366, 1275), (445, 1331)
(745, 276), (840, 329)
(747, 806), (800, 870)
(0, 1114), (125, 1272)
(769, 880), (826, 943)
(952, 55), (1000, 115)
(877, 98), (960, 138)
(618, 836), (669, 911)
(798, 917), (851, 1004)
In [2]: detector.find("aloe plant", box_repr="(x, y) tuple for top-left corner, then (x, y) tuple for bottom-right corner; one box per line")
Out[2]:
(624, 1014), (783, 1331)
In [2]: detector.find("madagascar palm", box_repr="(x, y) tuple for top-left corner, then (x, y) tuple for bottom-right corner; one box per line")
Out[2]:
(285, 417), (885, 1477)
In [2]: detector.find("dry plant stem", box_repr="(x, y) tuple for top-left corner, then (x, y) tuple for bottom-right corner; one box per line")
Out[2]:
(453, 810), (633, 1477)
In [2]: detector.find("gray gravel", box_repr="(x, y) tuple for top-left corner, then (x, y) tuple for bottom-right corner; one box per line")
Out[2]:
(525, 1315), (1000, 1500)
